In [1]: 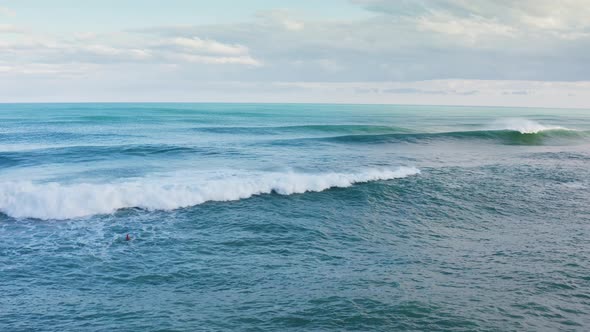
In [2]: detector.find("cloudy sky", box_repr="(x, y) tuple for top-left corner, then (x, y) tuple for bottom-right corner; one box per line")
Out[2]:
(1, 0), (590, 107)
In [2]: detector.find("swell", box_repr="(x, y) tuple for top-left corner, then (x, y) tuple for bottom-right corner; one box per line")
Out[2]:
(0, 132), (126, 143)
(192, 124), (412, 135)
(0, 167), (419, 220)
(272, 129), (588, 146)
(0, 144), (227, 168)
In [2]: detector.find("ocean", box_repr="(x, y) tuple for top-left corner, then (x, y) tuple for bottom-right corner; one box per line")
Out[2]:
(0, 103), (589, 331)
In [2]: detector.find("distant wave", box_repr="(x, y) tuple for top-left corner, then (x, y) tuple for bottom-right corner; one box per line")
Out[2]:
(274, 120), (585, 146)
(0, 144), (229, 168)
(194, 119), (577, 139)
(0, 167), (420, 220)
(193, 124), (412, 135)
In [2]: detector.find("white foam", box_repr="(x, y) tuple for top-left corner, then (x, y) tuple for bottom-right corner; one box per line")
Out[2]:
(0, 167), (420, 220)
(489, 118), (570, 134)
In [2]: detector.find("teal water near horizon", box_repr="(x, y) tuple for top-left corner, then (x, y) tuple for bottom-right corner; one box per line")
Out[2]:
(1, 103), (589, 331)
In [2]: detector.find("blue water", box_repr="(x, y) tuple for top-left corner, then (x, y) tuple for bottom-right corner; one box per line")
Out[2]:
(1, 103), (589, 331)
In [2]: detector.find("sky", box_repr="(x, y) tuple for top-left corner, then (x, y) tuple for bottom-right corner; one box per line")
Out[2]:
(1, 0), (590, 107)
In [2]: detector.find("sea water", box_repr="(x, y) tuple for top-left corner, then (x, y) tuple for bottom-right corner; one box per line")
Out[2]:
(0, 103), (589, 331)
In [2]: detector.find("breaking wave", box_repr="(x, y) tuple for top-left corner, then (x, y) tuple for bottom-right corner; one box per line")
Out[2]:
(0, 167), (419, 220)
(487, 118), (570, 134)
(278, 119), (584, 146)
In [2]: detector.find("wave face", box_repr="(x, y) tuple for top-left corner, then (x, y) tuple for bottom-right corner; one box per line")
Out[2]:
(289, 130), (585, 146)
(282, 119), (585, 146)
(0, 167), (420, 220)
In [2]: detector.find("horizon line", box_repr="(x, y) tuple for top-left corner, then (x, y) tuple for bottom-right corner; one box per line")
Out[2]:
(0, 101), (588, 111)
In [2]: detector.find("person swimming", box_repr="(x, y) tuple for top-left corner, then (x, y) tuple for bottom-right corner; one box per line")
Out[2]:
(126, 234), (130, 241)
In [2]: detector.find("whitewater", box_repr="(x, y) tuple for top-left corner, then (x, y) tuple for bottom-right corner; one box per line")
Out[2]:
(487, 118), (571, 134)
(0, 167), (419, 219)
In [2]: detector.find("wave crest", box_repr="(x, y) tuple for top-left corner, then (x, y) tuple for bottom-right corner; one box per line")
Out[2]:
(0, 167), (419, 220)
(488, 118), (570, 134)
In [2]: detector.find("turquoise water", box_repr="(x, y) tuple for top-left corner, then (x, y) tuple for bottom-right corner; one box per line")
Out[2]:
(1, 103), (589, 331)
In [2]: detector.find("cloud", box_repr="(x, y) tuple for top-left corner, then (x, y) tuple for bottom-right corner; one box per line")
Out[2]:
(353, 0), (590, 39)
(169, 53), (261, 65)
(134, 7), (590, 82)
(167, 37), (249, 55)
(0, 31), (262, 68)
(415, 12), (516, 41)
(0, 7), (15, 17)
(0, 63), (95, 75)
(380, 88), (449, 95)
(503, 90), (529, 95)
(257, 10), (305, 31)
(0, 24), (24, 34)
(83, 44), (152, 60)
(3, 77), (589, 108)
(1, 1), (590, 105)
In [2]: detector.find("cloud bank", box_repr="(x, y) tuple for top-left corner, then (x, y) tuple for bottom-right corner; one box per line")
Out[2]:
(0, 1), (589, 106)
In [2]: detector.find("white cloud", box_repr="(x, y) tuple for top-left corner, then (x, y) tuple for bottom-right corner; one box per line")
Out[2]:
(84, 44), (151, 59)
(0, 24), (24, 34)
(257, 10), (306, 31)
(0, 63), (95, 75)
(354, 0), (590, 40)
(415, 12), (516, 41)
(168, 37), (249, 55)
(0, 7), (15, 17)
(0, 32), (261, 67)
(282, 19), (305, 31)
(171, 53), (261, 66)
(521, 15), (563, 30)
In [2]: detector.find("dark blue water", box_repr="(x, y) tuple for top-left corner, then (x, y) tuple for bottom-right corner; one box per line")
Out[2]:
(1, 103), (589, 331)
